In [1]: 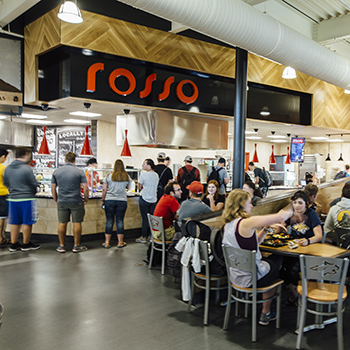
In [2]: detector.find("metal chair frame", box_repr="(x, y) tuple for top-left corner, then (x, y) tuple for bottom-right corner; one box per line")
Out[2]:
(147, 214), (171, 275)
(0, 303), (4, 330)
(296, 255), (349, 350)
(187, 240), (227, 325)
(222, 245), (283, 342)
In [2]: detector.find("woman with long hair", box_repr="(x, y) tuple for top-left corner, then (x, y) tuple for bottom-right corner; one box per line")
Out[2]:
(222, 189), (293, 326)
(242, 181), (263, 206)
(101, 159), (132, 248)
(136, 159), (159, 243)
(202, 180), (225, 211)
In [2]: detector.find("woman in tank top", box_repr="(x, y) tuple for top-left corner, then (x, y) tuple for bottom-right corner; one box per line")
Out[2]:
(222, 189), (293, 326)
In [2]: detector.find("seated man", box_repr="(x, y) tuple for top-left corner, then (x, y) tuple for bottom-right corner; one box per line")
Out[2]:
(324, 183), (350, 244)
(153, 182), (182, 241)
(178, 181), (212, 225)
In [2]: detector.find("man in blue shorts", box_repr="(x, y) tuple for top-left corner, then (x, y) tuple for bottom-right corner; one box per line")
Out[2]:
(51, 152), (89, 253)
(3, 147), (40, 252)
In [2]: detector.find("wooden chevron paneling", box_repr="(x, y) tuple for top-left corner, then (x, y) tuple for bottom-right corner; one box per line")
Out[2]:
(24, 9), (61, 104)
(24, 8), (350, 131)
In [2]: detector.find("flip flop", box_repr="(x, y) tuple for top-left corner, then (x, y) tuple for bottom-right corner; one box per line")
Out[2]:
(102, 243), (111, 249)
(117, 242), (127, 248)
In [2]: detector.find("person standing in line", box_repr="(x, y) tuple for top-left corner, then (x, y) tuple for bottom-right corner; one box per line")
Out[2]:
(206, 157), (229, 195)
(248, 161), (268, 197)
(0, 149), (10, 245)
(3, 147), (41, 252)
(155, 152), (173, 201)
(164, 156), (171, 168)
(101, 159), (132, 248)
(85, 157), (100, 191)
(136, 159), (159, 243)
(51, 152), (89, 253)
(177, 155), (201, 202)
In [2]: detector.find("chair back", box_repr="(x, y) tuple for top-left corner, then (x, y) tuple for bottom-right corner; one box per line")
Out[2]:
(147, 214), (165, 241)
(0, 303), (3, 329)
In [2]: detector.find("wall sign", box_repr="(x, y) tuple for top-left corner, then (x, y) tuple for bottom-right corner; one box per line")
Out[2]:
(290, 137), (305, 162)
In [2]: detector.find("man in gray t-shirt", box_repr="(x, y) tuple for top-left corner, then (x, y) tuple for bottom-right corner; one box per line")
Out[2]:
(206, 158), (229, 195)
(51, 152), (88, 253)
(178, 181), (212, 225)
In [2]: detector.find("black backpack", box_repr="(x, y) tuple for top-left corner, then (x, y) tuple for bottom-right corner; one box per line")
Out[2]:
(167, 231), (185, 278)
(156, 168), (167, 201)
(334, 171), (347, 180)
(207, 167), (224, 187)
(181, 167), (196, 189)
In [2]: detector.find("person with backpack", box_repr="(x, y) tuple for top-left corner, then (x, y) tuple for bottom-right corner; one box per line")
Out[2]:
(248, 161), (268, 197)
(155, 152), (173, 202)
(206, 157), (229, 195)
(177, 155), (200, 202)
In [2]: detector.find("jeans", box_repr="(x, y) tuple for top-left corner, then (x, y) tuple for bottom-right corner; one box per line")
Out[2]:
(139, 196), (156, 238)
(104, 200), (128, 235)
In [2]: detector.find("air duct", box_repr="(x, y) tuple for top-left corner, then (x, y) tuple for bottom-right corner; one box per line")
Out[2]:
(118, 0), (350, 90)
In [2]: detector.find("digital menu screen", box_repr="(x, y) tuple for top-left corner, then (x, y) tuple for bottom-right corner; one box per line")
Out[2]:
(290, 137), (305, 162)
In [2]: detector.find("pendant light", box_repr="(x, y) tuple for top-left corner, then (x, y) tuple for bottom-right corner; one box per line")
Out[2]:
(252, 143), (259, 163)
(38, 104), (51, 155)
(260, 106), (270, 116)
(282, 66), (297, 79)
(120, 109), (132, 158)
(338, 134), (344, 161)
(80, 103), (93, 156)
(325, 135), (331, 161)
(269, 145), (276, 164)
(285, 133), (291, 164)
(57, 1), (83, 24)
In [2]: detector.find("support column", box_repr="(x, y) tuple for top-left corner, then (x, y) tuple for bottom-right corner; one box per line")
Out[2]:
(233, 48), (248, 190)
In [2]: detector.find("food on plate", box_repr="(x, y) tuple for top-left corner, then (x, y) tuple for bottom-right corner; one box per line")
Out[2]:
(262, 239), (285, 247)
(271, 233), (292, 240)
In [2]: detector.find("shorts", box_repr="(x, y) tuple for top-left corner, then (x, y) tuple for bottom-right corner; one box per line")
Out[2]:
(8, 199), (38, 225)
(0, 195), (8, 219)
(57, 203), (85, 223)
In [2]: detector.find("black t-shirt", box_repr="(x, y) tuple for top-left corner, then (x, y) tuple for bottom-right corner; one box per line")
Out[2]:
(202, 194), (225, 208)
(253, 167), (267, 187)
(155, 164), (173, 187)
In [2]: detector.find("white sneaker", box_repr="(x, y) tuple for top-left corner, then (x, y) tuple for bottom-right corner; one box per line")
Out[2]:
(135, 237), (147, 244)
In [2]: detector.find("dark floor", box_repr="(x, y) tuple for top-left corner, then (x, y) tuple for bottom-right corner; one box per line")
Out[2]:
(0, 237), (349, 350)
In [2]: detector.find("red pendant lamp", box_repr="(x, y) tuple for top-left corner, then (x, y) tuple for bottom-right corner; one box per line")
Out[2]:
(269, 145), (276, 164)
(81, 125), (93, 156)
(285, 146), (291, 164)
(38, 126), (51, 155)
(252, 143), (259, 163)
(120, 109), (132, 157)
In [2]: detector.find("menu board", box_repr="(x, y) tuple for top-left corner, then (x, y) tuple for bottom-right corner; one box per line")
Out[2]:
(33, 125), (92, 168)
(290, 137), (305, 162)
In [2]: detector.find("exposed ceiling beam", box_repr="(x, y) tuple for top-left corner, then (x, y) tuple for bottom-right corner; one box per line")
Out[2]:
(314, 13), (350, 44)
(169, 21), (188, 34)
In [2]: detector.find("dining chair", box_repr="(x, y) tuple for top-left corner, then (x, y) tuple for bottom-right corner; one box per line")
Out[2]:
(147, 214), (172, 275)
(222, 245), (284, 342)
(296, 255), (349, 350)
(0, 303), (4, 330)
(187, 240), (227, 326)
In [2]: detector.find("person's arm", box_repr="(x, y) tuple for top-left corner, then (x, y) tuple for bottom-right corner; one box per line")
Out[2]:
(299, 225), (323, 246)
(51, 183), (58, 203)
(195, 168), (201, 182)
(138, 183), (143, 191)
(206, 194), (224, 211)
(82, 183), (89, 204)
(101, 182), (107, 208)
(223, 177), (229, 185)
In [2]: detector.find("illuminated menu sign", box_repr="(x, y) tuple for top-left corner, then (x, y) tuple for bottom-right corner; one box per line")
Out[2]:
(290, 137), (305, 162)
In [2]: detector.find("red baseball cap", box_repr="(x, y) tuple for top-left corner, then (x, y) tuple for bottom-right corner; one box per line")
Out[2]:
(186, 181), (204, 195)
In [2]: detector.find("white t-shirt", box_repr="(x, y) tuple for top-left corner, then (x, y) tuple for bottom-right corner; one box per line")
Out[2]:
(139, 171), (159, 203)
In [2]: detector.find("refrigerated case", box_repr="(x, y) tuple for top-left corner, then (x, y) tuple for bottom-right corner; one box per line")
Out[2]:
(269, 155), (296, 186)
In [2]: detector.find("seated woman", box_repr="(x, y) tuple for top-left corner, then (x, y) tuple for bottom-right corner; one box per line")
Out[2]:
(202, 180), (225, 211)
(242, 181), (263, 206)
(281, 190), (323, 304)
(222, 189), (292, 325)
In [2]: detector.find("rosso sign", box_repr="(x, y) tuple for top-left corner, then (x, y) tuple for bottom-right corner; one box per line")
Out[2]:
(86, 62), (199, 105)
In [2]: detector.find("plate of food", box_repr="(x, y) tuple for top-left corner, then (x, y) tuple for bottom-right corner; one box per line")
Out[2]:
(270, 233), (293, 240)
(261, 239), (286, 247)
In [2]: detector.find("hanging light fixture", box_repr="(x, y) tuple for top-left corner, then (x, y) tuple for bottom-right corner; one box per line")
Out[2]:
(260, 106), (270, 116)
(338, 134), (344, 161)
(282, 66), (297, 79)
(252, 143), (259, 163)
(38, 104), (51, 155)
(120, 109), (132, 158)
(57, 1), (83, 24)
(345, 89), (350, 94)
(285, 133), (291, 164)
(269, 145), (276, 164)
(80, 103), (93, 156)
(325, 135), (331, 161)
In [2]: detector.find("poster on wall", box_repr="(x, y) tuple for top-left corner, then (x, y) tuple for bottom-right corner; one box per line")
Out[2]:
(290, 137), (305, 162)
(32, 126), (57, 167)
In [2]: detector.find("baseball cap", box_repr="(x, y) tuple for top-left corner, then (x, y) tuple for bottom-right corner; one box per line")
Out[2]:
(157, 152), (166, 159)
(184, 155), (192, 162)
(186, 181), (203, 195)
(218, 157), (226, 165)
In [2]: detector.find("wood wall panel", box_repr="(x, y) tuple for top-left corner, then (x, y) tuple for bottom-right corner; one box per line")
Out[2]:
(24, 8), (350, 131)
(24, 9), (61, 104)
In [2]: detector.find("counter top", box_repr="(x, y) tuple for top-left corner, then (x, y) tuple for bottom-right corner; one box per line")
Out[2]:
(35, 191), (140, 199)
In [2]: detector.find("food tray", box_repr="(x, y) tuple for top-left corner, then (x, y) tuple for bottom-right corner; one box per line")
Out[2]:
(261, 239), (286, 247)
(269, 233), (293, 241)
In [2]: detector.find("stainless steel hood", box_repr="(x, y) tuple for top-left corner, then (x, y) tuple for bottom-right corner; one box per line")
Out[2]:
(116, 110), (228, 149)
(0, 119), (34, 147)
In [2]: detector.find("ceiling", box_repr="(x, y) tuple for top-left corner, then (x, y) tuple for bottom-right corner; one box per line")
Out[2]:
(2, 0), (350, 143)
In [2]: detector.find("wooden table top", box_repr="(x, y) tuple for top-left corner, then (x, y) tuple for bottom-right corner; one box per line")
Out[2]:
(260, 243), (350, 259)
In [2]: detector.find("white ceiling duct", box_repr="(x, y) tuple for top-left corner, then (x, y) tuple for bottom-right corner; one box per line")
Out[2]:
(118, 0), (350, 90)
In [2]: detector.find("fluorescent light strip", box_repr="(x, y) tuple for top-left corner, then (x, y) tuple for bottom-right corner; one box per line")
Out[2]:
(64, 119), (90, 124)
(270, 139), (288, 143)
(267, 135), (287, 138)
(326, 139), (343, 142)
(310, 137), (329, 140)
(69, 111), (101, 117)
(245, 130), (257, 134)
(26, 120), (53, 124)
(0, 115), (6, 119)
(246, 136), (262, 140)
(20, 113), (47, 119)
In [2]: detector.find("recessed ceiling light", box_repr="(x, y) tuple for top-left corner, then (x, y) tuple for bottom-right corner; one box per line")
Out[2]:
(270, 139), (288, 143)
(0, 115), (6, 119)
(64, 119), (90, 124)
(267, 135), (287, 138)
(69, 111), (102, 117)
(20, 113), (47, 119)
(246, 136), (262, 140)
(310, 137), (329, 140)
(26, 120), (53, 124)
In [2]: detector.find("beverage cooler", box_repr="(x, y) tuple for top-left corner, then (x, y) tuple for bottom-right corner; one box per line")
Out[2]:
(269, 155), (296, 186)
